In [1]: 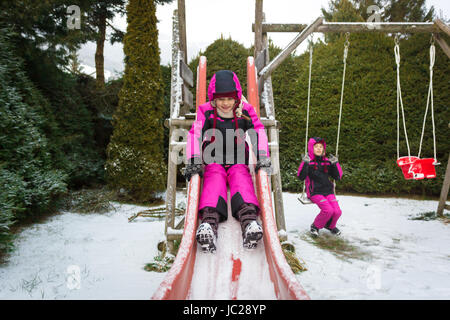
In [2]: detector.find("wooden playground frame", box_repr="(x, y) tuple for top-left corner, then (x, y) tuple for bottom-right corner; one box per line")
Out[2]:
(164, 0), (450, 253)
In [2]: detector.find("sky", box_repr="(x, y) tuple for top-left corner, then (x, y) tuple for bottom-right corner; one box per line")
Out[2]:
(78, 0), (450, 79)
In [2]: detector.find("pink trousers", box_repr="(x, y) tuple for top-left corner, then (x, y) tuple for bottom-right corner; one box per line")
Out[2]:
(310, 194), (342, 229)
(199, 163), (259, 221)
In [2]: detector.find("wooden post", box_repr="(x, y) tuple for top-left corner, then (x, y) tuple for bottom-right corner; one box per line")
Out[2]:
(253, 22), (438, 33)
(261, 19), (275, 119)
(437, 153), (450, 217)
(259, 17), (323, 80)
(435, 18), (450, 37)
(268, 127), (286, 240)
(177, 0), (187, 63)
(165, 10), (183, 254)
(165, 128), (178, 251)
(254, 0), (264, 58)
(434, 33), (450, 60)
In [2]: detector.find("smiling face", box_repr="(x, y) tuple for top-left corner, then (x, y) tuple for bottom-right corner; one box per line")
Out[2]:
(215, 97), (236, 114)
(313, 143), (324, 157)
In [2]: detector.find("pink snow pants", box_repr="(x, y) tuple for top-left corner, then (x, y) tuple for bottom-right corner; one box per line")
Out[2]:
(310, 194), (342, 229)
(199, 163), (259, 221)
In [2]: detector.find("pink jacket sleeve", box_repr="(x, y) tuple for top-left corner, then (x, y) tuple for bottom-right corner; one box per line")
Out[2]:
(186, 105), (206, 163)
(244, 103), (270, 159)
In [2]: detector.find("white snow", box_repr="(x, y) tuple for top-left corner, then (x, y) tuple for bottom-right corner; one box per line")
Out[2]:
(284, 193), (450, 300)
(0, 191), (449, 300)
(188, 193), (276, 300)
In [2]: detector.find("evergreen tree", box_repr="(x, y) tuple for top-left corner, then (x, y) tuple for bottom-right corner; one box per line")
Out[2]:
(0, 29), (68, 256)
(321, 0), (365, 43)
(84, 0), (126, 88)
(106, 0), (166, 202)
(189, 37), (251, 100)
(382, 0), (434, 22)
(0, 0), (92, 66)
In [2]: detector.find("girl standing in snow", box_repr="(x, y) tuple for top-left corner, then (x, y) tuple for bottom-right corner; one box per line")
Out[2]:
(184, 70), (271, 252)
(297, 137), (343, 237)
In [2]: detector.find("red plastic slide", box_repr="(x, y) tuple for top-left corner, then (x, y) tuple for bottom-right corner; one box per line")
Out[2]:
(152, 57), (309, 300)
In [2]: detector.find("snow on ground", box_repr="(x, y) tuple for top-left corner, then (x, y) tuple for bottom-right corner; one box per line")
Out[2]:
(0, 202), (167, 300)
(285, 193), (450, 299)
(0, 191), (449, 299)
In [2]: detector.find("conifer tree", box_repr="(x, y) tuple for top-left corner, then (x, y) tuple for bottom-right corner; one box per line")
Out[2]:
(189, 37), (251, 100)
(106, 0), (166, 202)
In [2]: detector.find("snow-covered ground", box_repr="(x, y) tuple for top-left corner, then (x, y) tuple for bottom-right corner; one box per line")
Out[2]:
(0, 191), (449, 300)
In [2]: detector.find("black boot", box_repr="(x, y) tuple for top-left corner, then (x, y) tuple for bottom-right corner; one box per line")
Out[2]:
(310, 223), (319, 238)
(324, 218), (341, 236)
(196, 207), (220, 253)
(324, 218), (332, 229)
(236, 203), (263, 249)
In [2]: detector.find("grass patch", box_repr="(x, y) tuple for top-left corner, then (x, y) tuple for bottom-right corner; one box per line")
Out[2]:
(144, 255), (175, 273)
(144, 240), (181, 273)
(58, 186), (116, 214)
(128, 206), (184, 222)
(301, 232), (372, 262)
(409, 211), (450, 224)
(281, 242), (308, 274)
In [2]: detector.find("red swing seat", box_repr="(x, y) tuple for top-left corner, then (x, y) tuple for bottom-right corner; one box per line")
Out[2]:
(397, 156), (437, 180)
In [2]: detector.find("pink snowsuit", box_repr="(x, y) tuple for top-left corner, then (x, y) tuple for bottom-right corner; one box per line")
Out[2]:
(186, 71), (269, 221)
(297, 137), (343, 229)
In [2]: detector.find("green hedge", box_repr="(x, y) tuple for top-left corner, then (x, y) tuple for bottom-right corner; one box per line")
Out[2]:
(183, 32), (449, 197)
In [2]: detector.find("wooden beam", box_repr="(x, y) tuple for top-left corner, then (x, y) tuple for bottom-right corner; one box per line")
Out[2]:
(180, 59), (193, 87)
(434, 33), (450, 60)
(258, 17), (323, 80)
(177, 0), (187, 63)
(170, 10), (182, 119)
(437, 153), (450, 217)
(165, 127), (177, 246)
(253, 22), (439, 33)
(268, 127), (286, 238)
(182, 83), (193, 111)
(254, 0), (264, 57)
(435, 18), (450, 37)
(255, 47), (267, 73)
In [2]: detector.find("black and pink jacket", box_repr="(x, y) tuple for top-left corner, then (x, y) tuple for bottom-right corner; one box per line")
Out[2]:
(186, 70), (269, 166)
(297, 137), (343, 198)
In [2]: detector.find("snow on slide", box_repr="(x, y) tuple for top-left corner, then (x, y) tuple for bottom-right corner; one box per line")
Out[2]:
(188, 193), (276, 300)
(151, 170), (310, 300)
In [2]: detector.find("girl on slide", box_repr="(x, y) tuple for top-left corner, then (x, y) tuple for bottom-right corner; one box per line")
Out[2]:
(297, 137), (343, 237)
(184, 70), (271, 252)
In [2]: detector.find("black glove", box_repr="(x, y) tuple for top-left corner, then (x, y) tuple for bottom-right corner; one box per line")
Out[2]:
(184, 163), (203, 181)
(184, 157), (203, 181)
(255, 156), (273, 174)
(328, 154), (338, 165)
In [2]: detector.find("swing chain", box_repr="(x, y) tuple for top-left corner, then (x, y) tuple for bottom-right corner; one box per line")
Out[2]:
(336, 33), (349, 158)
(394, 33), (411, 159)
(417, 34), (438, 164)
(305, 34), (313, 155)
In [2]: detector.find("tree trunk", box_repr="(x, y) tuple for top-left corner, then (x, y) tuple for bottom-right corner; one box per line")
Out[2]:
(95, 10), (106, 88)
